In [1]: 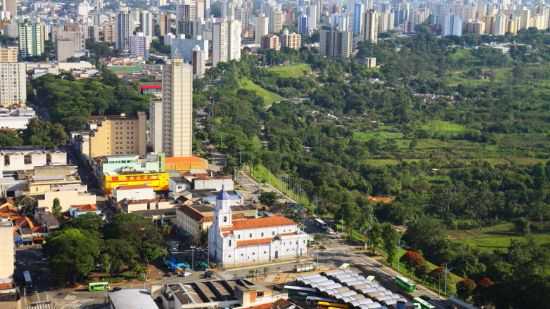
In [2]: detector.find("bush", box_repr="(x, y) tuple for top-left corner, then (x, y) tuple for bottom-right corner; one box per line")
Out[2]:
(456, 278), (477, 300)
(400, 250), (426, 270)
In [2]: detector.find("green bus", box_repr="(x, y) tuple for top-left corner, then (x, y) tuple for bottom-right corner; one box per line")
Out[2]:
(413, 297), (435, 309)
(88, 282), (110, 292)
(394, 276), (416, 293)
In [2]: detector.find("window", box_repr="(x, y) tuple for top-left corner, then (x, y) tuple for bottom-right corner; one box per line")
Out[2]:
(249, 233), (252, 238)
(237, 234), (240, 239)
(46, 154), (51, 164)
(272, 231), (275, 236)
(261, 232), (264, 237)
(228, 240), (231, 247)
(3, 155), (9, 166)
(223, 216), (227, 223)
(257, 291), (264, 297)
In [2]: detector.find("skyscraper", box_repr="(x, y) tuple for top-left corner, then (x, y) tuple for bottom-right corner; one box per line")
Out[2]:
(212, 19), (241, 67)
(320, 28), (352, 58)
(18, 21), (45, 58)
(162, 59), (193, 157)
(130, 32), (149, 59)
(0, 47), (26, 107)
(269, 7), (283, 33)
(353, 2), (364, 34)
(363, 9), (379, 43)
(140, 10), (154, 39)
(116, 7), (132, 50)
(442, 14), (463, 36)
(298, 14), (308, 34)
(255, 14), (269, 43)
(176, 3), (196, 37)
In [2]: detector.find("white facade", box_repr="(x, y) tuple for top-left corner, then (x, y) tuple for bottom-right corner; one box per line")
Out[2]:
(0, 219), (14, 283)
(0, 62), (27, 107)
(0, 149), (67, 175)
(0, 107), (35, 129)
(130, 32), (149, 59)
(255, 14), (269, 44)
(37, 189), (97, 212)
(193, 177), (234, 191)
(113, 185), (156, 202)
(208, 189), (308, 267)
(212, 19), (241, 67)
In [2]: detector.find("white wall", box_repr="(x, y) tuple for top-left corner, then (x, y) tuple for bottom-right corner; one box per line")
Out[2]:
(113, 187), (156, 202)
(0, 151), (67, 173)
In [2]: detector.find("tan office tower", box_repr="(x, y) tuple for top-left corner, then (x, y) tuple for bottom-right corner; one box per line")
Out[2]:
(162, 59), (193, 157)
(0, 46), (26, 107)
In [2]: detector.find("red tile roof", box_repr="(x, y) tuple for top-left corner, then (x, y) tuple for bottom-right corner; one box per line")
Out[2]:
(71, 204), (97, 211)
(231, 216), (296, 231)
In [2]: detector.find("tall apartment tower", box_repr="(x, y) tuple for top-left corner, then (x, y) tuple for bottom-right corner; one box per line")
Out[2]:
(140, 10), (154, 39)
(4, 0), (17, 19)
(320, 29), (352, 58)
(149, 98), (163, 153)
(116, 7), (132, 50)
(256, 14), (269, 44)
(363, 9), (378, 43)
(0, 220), (15, 287)
(18, 21), (45, 57)
(162, 59), (193, 157)
(212, 19), (241, 67)
(0, 47), (26, 107)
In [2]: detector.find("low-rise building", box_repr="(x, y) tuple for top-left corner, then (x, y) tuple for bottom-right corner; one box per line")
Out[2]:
(161, 279), (283, 309)
(0, 147), (67, 177)
(112, 185), (156, 202)
(75, 113), (147, 159)
(103, 171), (169, 194)
(26, 165), (84, 196)
(69, 204), (101, 217)
(121, 198), (175, 213)
(36, 188), (97, 212)
(176, 203), (257, 244)
(0, 107), (36, 129)
(209, 189), (308, 267)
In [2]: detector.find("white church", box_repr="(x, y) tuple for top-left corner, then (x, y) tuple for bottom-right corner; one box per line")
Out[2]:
(208, 188), (309, 267)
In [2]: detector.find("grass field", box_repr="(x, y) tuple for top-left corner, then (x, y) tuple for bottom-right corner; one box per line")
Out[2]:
(239, 78), (283, 106)
(352, 131), (404, 141)
(249, 164), (313, 209)
(267, 63), (312, 78)
(421, 120), (468, 136)
(447, 223), (550, 252)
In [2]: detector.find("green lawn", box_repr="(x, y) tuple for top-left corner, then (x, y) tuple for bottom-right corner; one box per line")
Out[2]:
(421, 120), (468, 135)
(267, 63), (312, 78)
(239, 78), (283, 106)
(447, 223), (550, 252)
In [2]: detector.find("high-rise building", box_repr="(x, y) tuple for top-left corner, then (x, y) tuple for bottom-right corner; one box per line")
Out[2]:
(352, 2), (364, 34)
(140, 10), (154, 39)
(129, 32), (149, 59)
(171, 34), (208, 63)
(363, 9), (378, 43)
(443, 14), (463, 36)
(56, 25), (85, 61)
(116, 7), (132, 50)
(149, 98), (163, 154)
(0, 46), (17, 62)
(4, 0), (17, 19)
(255, 14), (269, 44)
(0, 48), (25, 107)
(162, 59), (193, 157)
(261, 33), (280, 50)
(159, 12), (170, 37)
(307, 5), (318, 32)
(492, 13), (507, 35)
(177, 4), (196, 38)
(298, 14), (308, 34)
(320, 29), (352, 58)
(280, 29), (301, 49)
(192, 45), (205, 78)
(17, 21), (45, 58)
(269, 7), (283, 33)
(212, 19), (241, 67)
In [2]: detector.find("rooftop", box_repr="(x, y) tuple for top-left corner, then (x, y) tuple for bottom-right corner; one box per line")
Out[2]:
(108, 289), (158, 309)
(226, 216), (296, 231)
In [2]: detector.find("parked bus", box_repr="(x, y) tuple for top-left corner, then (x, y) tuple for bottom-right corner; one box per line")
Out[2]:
(23, 271), (32, 288)
(413, 297), (436, 309)
(394, 276), (416, 293)
(88, 282), (110, 292)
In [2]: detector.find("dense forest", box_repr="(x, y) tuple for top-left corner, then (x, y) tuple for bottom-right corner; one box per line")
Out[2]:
(193, 28), (550, 306)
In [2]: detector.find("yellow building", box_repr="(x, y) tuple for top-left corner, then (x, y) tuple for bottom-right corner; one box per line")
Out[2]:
(82, 112), (147, 159)
(103, 171), (169, 194)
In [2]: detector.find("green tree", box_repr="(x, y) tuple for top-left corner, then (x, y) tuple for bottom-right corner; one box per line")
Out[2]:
(381, 223), (400, 264)
(0, 130), (23, 147)
(102, 239), (140, 274)
(456, 278), (477, 301)
(259, 191), (278, 206)
(367, 223), (382, 255)
(44, 228), (101, 284)
(52, 198), (62, 218)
